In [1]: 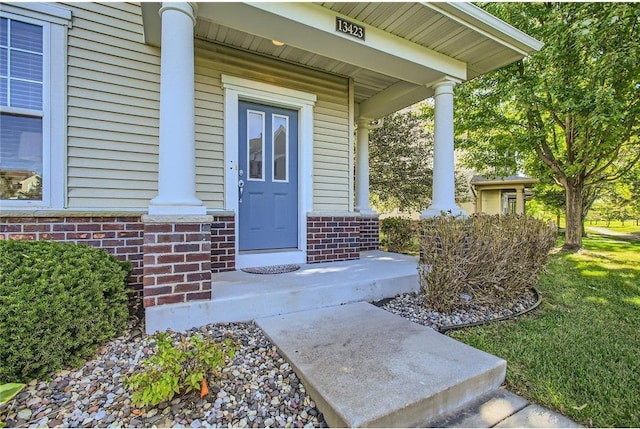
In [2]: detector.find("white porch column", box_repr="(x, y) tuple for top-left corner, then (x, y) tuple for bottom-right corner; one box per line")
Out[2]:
(149, 2), (205, 215)
(355, 118), (376, 214)
(422, 78), (466, 218)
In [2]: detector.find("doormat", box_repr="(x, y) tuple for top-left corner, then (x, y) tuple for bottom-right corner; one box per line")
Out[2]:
(241, 264), (301, 274)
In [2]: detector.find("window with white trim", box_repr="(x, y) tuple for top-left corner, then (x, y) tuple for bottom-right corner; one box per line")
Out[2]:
(0, 4), (69, 208)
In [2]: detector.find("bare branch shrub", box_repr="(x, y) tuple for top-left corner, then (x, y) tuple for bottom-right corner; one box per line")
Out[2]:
(419, 214), (557, 312)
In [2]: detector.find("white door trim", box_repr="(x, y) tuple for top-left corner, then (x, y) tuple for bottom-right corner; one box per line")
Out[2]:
(221, 74), (316, 268)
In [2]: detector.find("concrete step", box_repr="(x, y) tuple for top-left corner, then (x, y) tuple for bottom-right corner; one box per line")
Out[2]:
(146, 251), (419, 333)
(433, 389), (583, 428)
(210, 251), (418, 323)
(256, 302), (507, 428)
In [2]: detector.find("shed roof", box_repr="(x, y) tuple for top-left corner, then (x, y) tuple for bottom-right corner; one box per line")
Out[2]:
(470, 174), (538, 186)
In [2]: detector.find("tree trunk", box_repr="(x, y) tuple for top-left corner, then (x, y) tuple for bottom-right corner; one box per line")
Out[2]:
(564, 184), (583, 251)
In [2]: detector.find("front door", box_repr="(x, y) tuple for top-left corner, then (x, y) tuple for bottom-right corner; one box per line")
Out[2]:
(238, 101), (298, 251)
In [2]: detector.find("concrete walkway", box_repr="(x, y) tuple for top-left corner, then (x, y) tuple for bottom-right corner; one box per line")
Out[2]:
(434, 389), (583, 428)
(257, 302), (507, 427)
(257, 302), (583, 428)
(586, 226), (639, 241)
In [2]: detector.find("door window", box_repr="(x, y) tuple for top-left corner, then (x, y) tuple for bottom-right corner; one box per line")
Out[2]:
(247, 110), (264, 181)
(272, 114), (288, 182)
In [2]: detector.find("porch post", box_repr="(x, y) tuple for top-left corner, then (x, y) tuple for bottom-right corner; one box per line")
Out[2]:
(143, 2), (212, 316)
(355, 118), (376, 215)
(515, 186), (525, 214)
(149, 2), (205, 215)
(422, 78), (466, 218)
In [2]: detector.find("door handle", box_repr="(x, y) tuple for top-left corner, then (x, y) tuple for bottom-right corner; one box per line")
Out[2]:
(238, 179), (245, 203)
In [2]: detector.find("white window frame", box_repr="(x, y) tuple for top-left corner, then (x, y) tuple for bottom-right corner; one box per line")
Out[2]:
(221, 74), (316, 268)
(0, 4), (69, 210)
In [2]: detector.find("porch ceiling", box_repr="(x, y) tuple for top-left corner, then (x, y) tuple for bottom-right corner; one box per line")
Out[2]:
(141, 2), (542, 119)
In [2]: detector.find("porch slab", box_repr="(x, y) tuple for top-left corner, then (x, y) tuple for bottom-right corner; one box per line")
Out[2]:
(256, 302), (507, 428)
(145, 251), (418, 333)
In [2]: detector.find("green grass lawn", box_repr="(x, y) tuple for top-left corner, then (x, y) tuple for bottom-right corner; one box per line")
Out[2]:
(450, 235), (640, 427)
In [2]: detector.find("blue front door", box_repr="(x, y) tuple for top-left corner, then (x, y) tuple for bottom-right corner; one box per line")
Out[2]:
(238, 101), (298, 251)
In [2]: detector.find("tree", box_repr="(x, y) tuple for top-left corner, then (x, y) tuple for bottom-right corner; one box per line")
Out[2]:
(455, 3), (640, 250)
(368, 107), (470, 213)
(591, 164), (640, 226)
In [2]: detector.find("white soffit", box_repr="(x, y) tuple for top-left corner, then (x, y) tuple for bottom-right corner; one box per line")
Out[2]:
(197, 2), (467, 85)
(141, 2), (543, 118)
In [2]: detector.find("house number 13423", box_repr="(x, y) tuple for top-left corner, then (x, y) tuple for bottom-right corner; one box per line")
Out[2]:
(335, 17), (365, 41)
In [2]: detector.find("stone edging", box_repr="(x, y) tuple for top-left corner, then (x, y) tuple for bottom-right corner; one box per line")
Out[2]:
(437, 287), (542, 333)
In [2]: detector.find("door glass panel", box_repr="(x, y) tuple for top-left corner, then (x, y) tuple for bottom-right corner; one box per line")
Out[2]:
(247, 110), (264, 180)
(272, 114), (288, 182)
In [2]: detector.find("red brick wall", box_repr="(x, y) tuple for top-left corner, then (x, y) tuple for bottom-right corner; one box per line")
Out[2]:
(359, 215), (380, 252)
(0, 216), (143, 289)
(211, 215), (235, 272)
(306, 216), (360, 263)
(142, 222), (212, 307)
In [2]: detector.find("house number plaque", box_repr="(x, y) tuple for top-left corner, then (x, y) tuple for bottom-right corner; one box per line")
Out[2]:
(335, 17), (365, 41)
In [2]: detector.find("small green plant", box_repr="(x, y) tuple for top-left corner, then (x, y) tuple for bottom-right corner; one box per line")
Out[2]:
(125, 332), (236, 407)
(1, 382), (26, 428)
(0, 383), (25, 405)
(0, 240), (131, 383)
(380, 217), (418, 253)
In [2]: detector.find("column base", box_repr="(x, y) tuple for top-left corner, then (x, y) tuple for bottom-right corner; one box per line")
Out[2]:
(421, 205), (467, 219)
(356, 207), (378, 216)
(148, 203), (207, 216)
(142, 215), (213, 308)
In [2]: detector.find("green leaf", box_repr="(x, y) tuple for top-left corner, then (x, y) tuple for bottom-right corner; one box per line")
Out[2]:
(0, 383), (26, 405)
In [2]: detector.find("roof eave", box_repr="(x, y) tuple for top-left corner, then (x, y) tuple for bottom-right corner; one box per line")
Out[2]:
(422, 2), (543, 57)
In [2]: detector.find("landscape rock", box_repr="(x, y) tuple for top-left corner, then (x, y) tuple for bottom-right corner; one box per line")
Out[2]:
(0, 320), (327, 428)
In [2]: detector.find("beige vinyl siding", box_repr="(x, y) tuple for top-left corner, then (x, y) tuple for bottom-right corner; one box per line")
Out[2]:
(481, 190), (502, 215)
(193, 41), (351, 211)
(64, 3), (350, 211)
(65, 2), (160, 209)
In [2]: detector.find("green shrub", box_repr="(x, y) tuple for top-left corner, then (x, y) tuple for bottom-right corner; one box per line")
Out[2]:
(419, 214), (557, 312)
(380, 217), (418, 253)
(125, 332), (236, 407)
(0, 240), (131, 383)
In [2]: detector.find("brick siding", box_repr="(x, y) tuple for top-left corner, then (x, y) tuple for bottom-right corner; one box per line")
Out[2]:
(0, 216), (144, 289)
(211, 215), (235, 272)
(306, 216), (360, 263)
(2, 212), (380, 307)
(359, 215), (380, 252)
(143, 222), (212, 307)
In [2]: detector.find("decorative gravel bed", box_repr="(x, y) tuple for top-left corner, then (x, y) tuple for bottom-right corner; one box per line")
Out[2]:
(380, 289), (539, 331)
(1, 321), (327, 428)
(2, 290), (538, 428)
